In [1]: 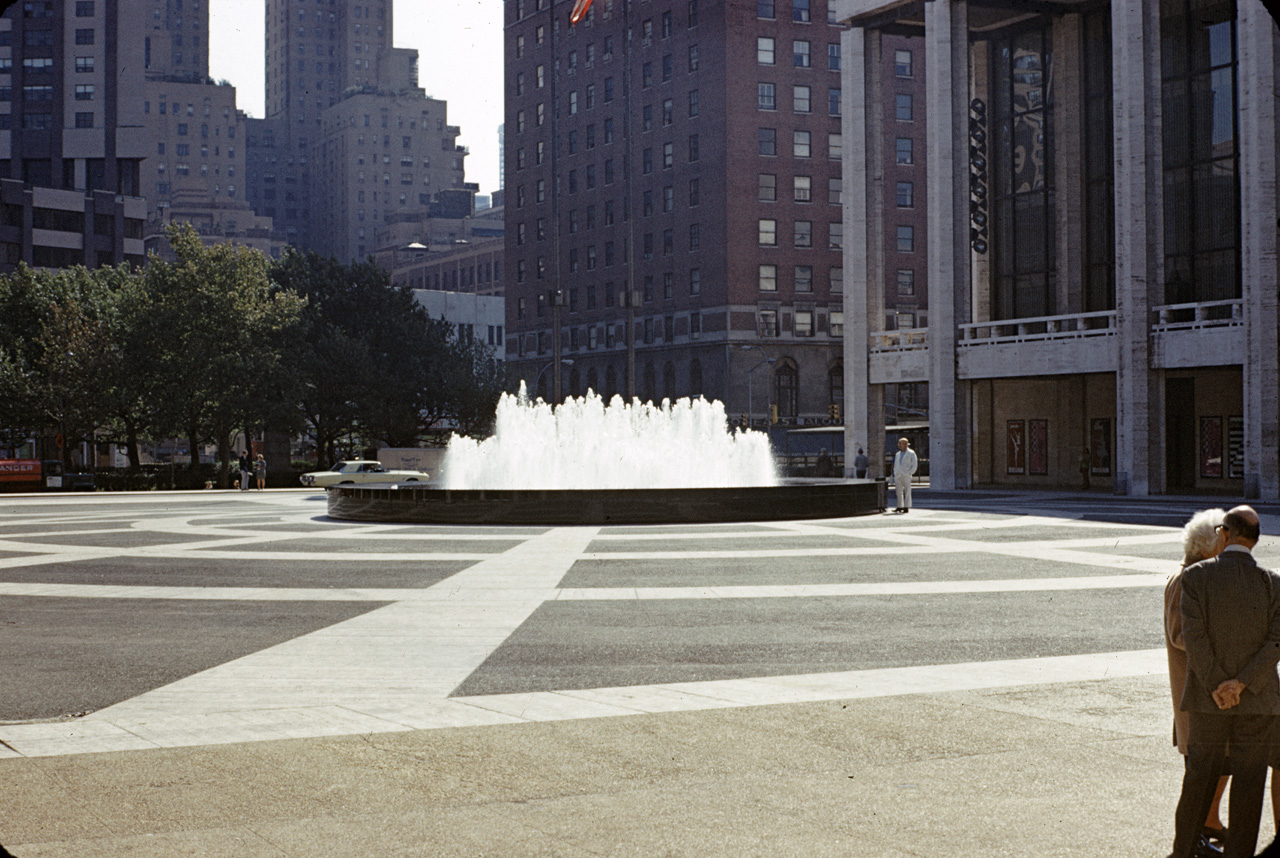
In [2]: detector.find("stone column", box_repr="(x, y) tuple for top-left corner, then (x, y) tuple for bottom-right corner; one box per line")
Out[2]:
(1109, 0), (1162, 495)
(1237, 0), (1280, 499)
(842, 26), (885, 476)
(924, 0), (971, 489)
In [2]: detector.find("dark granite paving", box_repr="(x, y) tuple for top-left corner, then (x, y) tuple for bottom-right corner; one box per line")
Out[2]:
(207, 538), (517, 555)
(0, 531), (230, 549)
(561, 551), (1145, 589)
(452, 587), (1163, 696)
(0, 556), (472, 589)
(0, 596), (388, 721)
(586, 535), (906, 553)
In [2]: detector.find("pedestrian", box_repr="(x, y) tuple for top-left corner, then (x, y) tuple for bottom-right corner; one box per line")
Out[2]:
(1165, 508), (1230, 855)
(254, 453), (267, 490)
(238, 450), (250, 491)
(1079, 446), (1091, 490)
(1170, 506), (1280, 858)
(853, 446), (869, 479)
(891, 437), (917, 513)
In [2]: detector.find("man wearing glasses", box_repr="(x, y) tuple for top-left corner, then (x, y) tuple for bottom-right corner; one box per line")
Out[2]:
(1171, 506), (1280, 858)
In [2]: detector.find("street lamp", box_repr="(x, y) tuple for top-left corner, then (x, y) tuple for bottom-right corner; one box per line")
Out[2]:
(740, 345), (774, 429)
(535, 358), (574, 401)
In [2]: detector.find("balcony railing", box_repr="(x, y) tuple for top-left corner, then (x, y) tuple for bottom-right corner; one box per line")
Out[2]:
(958, 310), (1117, 346)
(869, 328), (928, 353)
(1151, 299), (1242, 332)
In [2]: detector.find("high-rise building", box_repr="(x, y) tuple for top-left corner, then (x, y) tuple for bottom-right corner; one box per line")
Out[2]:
(504, 0), (847, 425)
(837, 0), (1280, 496)
(0, 0), (148, 270)
(246, 0), (468, 257)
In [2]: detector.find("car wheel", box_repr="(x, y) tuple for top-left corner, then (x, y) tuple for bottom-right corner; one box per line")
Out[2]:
(339, 480), (354, 485)
(405, 478), (419, 482)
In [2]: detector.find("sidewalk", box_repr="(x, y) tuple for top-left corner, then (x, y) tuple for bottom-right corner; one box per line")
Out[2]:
(0, 672), (1218, 857)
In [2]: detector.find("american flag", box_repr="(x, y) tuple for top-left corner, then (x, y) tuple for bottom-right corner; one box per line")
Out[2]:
(570, 0), (594, 24)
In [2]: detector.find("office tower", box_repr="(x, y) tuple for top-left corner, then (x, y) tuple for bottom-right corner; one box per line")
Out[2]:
(504, 0), (848, 427)
(0, 0), (148, 270)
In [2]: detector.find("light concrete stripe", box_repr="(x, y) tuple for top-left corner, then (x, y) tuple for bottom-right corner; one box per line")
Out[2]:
(453, 649), (1166, 718)
(0, 648), (1166, 756)
(554, 573), (1168, 600)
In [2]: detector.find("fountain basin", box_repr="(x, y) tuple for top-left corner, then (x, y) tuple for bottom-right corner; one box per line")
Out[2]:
(326, 480), (886, 526)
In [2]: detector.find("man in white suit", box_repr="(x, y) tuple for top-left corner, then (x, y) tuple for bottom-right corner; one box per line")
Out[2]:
(892, 437), (917, 513)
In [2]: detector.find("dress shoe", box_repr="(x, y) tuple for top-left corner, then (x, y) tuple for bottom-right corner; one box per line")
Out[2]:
(1193, 833), (1223, 858)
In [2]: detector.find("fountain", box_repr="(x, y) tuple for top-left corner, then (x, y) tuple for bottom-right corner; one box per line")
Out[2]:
(327, 386), (884, 525)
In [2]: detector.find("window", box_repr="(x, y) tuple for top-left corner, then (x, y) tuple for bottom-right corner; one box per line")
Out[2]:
(829, 311), (843, 336)
(759, 219), (778, 246)
(759, 309), (779, 337)
(569, 91), (579, 115)
(897, 268), (915, 295)
(896, 181), (914, 207)
(663, 54), (673, 82)
(644, 104), (654, 131)
(74, 84), (95, 100)
(793, 0), (810, 22)
(759, 264), (778, 291)
(896, 226), (914, 253)
(793, 40), (811, 67)
(795, 221), (813, 247)
(644, 190), (654, 217)
(828, 222), (843, 249)
(689, 0), (699, 26)
(794, 175), (812, 202)
(894, 49), (913, 77)
(663, 98), (673, 125)
(758, 83), (776, 111)
(663, 185), (674, 213)
(830, 266), (844, 293)
(690, 268), (701, 294)
(75, 28), (94, 45)
(75, 2), (94, 18)
(643, 62), (652, 87)
(895, 137), (913, 164)
(828, 88), (841, 116)
(757, 37), (775, 65)
(793, 130), (811, 157)
(828, 177), (842, 205)
(828, 43), (841, 70)
(75, 56), (94, 72)
(74, 111), (94, 128)
(663, 142), (673, 168)
(689, 133), (700, 160)
(663, 272), (674, 299)
(794, 85), (811, 113)
(758, 0), (775, 19)
(795, 265), (813, 292)
(689, 45), (699, 72)
(758, 128), (777, 156)
(643, 147), (653, 173)
(689, 223), (701, 250)
(829, 132), (843, 159)
(688, 90), (699, 116)
(759, 173), (777, 201)
(689, 178), (700, 206)
(662, 10), (672, 37)
(895, 94), (913, 121)
(794, 309), (814, 337)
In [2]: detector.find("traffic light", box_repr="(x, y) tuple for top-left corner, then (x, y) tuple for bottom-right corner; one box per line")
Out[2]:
(769, 404), (779, 424)
(829, 403), (841, 422)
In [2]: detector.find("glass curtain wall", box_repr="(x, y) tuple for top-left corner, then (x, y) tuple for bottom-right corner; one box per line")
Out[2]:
(1160, 0), (1240, 305)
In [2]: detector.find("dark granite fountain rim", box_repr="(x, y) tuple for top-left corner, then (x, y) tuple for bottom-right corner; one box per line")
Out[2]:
(326, 480), (886, 525)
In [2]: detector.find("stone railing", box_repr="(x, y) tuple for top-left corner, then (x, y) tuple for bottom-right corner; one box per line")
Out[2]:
(958, 310), (1117, 346)
(1151, 299), (1242, 332)
(869, 328), (928, 353)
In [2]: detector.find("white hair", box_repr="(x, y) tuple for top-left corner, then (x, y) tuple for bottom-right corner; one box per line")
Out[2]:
(1182, 507), (1226, 566)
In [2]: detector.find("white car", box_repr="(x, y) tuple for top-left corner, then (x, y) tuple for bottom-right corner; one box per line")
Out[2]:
(299, 460), (430, 487)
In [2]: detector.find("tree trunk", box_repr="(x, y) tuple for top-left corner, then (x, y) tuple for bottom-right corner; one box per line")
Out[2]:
(187, 429), (200, 472)
(123, 417), (141, 472)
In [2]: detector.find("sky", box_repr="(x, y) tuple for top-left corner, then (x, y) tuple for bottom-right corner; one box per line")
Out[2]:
(209, 0), (505, 196)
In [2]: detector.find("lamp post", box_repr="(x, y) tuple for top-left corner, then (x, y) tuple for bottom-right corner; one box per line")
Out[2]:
(547, 289), (565, 403)
(535, 358), (574, 401)
(740, 345), (774, 429)
(620, 288), (639, 399)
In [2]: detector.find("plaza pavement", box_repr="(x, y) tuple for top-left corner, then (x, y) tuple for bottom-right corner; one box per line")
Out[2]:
(0, 487), (1276, 856)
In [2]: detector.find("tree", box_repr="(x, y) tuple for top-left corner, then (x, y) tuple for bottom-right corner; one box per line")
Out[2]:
(131, 225), (305, 485)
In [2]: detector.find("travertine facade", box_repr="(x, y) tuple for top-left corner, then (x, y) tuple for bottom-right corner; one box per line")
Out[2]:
(836, 0), (1280, 497)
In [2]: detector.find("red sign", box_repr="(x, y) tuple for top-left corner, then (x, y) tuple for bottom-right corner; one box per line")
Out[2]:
(0, 459), (41, 483)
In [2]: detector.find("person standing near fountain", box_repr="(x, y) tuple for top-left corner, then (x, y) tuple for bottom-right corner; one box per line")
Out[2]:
(892, 437), (917, 513)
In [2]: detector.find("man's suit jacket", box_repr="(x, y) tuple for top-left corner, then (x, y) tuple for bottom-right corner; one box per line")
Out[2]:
(1180, 549), (1280, 715)
(892, 449), (917, 480)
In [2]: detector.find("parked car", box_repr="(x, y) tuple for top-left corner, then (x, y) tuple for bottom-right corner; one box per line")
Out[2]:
(299, 460), (430, 487)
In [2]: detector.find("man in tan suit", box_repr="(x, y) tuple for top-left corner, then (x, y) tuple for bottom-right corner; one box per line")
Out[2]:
(1171, 506), (1280, 858)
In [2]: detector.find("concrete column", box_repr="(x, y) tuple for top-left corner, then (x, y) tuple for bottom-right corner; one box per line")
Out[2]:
(1237, 0), (1280, 499)
(1109, 0), (1162, 495)
(842, 26), (885, 476)
(1053, 16), (1087, 315)
(924, 0), (971, 490)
